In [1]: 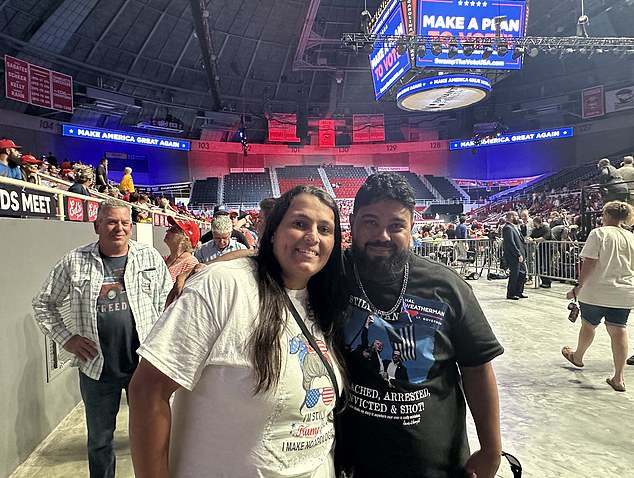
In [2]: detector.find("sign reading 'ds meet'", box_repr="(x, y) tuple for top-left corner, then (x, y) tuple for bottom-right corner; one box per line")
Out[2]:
(0, 182), (57, 218)
(63, 125), (191, 151)
(416, 0), (527, 70)
(450, 127), (574, 150)
(370, 0), (412, 100)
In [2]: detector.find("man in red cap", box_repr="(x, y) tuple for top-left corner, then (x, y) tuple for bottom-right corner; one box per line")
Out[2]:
(0, 139), (23, 180)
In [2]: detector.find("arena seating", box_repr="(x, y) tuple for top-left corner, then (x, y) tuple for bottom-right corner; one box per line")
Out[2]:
(464, 186), (511, 202)
(223, 171), (273, 203)
(395, 172), (435, 200)
(424, 175), (463, 200)
(190, 177), (219, 206)
(276, 166), (325, 194)
(324, 166), (368, 198)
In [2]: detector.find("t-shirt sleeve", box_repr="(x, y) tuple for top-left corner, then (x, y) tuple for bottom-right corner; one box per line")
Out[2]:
(450, 281), (504, 368)
(137, 283), (219, 391)
(579, 229), (600, 260)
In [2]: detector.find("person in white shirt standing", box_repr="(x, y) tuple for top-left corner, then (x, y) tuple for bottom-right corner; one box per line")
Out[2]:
(562, 201), (634, 392)
(33, 199), (171, 477)
(129, 185), (347, 478)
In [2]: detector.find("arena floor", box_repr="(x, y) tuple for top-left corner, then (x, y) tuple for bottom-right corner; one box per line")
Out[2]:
(10, 278), (634, 478)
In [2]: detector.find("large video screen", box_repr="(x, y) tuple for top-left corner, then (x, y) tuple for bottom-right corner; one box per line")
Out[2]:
(370, 0), (412, 100)
(416, 0), (527, 70)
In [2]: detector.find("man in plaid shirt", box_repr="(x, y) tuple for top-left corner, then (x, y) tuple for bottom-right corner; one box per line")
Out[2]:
(33, 198), (171, 478)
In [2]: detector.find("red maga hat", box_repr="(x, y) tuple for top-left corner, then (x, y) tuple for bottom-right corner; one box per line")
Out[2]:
(0, 139), (22, 149)
(167, 216), (200, 247)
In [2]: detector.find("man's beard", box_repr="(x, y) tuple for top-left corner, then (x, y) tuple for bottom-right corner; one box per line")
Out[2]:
(352, 241), (410, 282)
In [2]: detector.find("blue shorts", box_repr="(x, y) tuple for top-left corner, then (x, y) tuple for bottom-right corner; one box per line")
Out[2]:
(580, 302), (631, 327)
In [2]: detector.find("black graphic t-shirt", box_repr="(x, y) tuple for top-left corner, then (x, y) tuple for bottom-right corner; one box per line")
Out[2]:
(97, 254), (139, 381)
(340, 251), (503, 478)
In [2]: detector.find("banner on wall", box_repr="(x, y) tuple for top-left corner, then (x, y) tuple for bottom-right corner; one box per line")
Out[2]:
(450, 127), (574, 150)
(4, 55), (73, 112)
(582, 85), (604, 119)
(605, 85), (634, 114)
(153, 212), (171, 227)
(63, 196), (100, 222)
(0, 182), (57, 218)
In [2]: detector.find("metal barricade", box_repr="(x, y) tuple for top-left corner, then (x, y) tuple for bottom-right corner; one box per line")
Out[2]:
(415, 238), (498, 279)
(413, 237), (585, 286)
(532, 239), (584, 287)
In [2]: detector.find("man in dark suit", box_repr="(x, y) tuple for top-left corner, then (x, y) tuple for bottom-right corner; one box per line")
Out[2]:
(382, 350), (409, 382)
(502, 210), (528, 300)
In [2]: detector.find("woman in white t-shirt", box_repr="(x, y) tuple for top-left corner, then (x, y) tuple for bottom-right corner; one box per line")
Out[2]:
(562, 201), (634, 392)
(128, 185), (347, 477)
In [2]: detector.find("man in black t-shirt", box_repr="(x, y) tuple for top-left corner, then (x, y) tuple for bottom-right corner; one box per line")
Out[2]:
(340, 172), (503, 478)
(96, 158), (109, 192)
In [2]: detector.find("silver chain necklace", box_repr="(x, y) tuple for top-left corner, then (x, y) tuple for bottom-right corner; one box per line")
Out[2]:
(353, 261), (409, 317)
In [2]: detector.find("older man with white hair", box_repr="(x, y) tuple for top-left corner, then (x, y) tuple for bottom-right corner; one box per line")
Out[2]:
(194, 214), (247, 263)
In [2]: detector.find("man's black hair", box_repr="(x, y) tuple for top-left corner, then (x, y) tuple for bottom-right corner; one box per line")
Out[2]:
(353, 172), (415, 216)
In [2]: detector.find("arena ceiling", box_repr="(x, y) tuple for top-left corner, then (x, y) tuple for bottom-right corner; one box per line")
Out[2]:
(0, 0), (633, 139)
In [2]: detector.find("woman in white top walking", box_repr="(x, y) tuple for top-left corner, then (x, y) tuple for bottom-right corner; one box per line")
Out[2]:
(562, 201), (634, 392)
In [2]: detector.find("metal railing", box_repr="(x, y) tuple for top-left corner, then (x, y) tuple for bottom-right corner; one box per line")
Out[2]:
(414, 237), (584, 284)
(0, 175), (210, 229)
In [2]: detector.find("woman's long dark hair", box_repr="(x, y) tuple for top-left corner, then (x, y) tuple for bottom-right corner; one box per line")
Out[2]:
(250, 185), (347, 393)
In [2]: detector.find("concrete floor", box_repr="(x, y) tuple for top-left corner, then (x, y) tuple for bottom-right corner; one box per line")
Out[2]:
(9, 279), (634, 478)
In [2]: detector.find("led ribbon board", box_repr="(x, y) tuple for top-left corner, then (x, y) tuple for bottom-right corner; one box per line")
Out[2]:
(396, 74), (491, 111)
(370, 0), (412, 100)
(449, 127), (574, 150)
(62, 125), (191, 151)
(416, 0), (527, 70)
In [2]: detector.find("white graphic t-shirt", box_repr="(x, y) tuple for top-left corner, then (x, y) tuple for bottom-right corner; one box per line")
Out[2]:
(138, 258), (341, 478)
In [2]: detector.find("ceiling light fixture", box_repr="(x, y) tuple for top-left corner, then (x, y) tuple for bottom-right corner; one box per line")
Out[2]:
(448, 38), (459, 58)
(512, 46), (525, 59)
(431, 37), (443, 56)
(462, 42), (475, 57)
(416, 43), (427, 59)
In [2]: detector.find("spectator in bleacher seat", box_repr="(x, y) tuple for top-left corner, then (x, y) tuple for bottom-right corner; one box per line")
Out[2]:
(455, 215), (468, 239)
(562, 201), (634, 392)
(163, 216), (200, 283)
(257, 197), (277, 239)
(68, 166), (94, 197)
(446, 222), (456, 239)
(0, 138), (23, 179)
(96, 158), (109, 193)
(597, 158), (629, 203)
(519, 209), (533, 238)
(527, 216), (553, 288)
(195, 215), (246, 263)
(230, 210), (256, 248)
(200, 205), (249, 247)
(20, 154), (42, 185)
(33, 199), (172, 477)
(503, 210), (528, 300)
(617, 155), (634, 207)
(119, 166), (135, 194)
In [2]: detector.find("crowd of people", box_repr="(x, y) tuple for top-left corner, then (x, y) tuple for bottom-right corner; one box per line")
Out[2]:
(3, 134), (632, 478)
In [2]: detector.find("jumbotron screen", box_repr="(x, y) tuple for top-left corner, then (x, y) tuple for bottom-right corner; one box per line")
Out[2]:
(369, 0), (413, 100)
(368, 0), (528, 100)
(416, 0), (528, 70)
